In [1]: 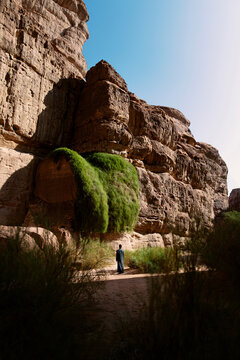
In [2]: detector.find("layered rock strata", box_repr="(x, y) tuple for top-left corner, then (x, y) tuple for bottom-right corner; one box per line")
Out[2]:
(0, 0), (88, 150)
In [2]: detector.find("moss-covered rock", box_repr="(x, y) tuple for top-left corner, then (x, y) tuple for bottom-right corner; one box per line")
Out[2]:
(48, 148), (140, 233)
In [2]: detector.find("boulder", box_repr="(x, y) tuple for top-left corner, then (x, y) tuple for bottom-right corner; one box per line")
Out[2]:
(0, 225), (58, 250)
(229, 188), (240, 212)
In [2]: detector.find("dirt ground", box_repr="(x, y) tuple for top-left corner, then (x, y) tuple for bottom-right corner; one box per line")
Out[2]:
(82, 264), (156, 358)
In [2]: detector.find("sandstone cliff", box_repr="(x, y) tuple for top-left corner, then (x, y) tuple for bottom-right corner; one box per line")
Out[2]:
(0, 1), (229, 249)
(0, 0), (88, 227)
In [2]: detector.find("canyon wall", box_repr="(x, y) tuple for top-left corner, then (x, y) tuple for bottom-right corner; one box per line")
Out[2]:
(71, 60), (228, 247)
(0, 1), (229, 249)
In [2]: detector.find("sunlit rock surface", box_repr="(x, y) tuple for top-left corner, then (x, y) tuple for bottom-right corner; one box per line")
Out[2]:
(0, 0), (88, 148)
(72, 60), (228, 240)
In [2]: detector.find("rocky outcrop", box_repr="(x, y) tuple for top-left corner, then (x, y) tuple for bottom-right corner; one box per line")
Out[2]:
(72, 60), (228, 239)
(229, 189), (240, 212)
(0, 1), (228, 248)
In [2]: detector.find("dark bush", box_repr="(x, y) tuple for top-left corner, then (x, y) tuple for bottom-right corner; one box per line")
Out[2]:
(0, 233), (100, 360)
(203, 210), (240, 281)
(108, 216), (240, 360)
(110, 270), (240, 360)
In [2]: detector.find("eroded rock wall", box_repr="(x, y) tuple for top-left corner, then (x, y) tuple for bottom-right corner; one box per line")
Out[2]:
(72, 60), (228, 242)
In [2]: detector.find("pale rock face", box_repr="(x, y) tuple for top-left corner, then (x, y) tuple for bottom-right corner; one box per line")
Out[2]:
(102, 232), (165, 251)
(0, 147), (38, 225)
(0, 0), (88, 148)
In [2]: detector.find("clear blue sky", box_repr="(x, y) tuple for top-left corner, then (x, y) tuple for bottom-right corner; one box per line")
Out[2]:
(83, 0), (240, 193)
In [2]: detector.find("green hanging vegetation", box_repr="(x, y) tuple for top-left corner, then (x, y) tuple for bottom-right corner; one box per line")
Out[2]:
(48, 148), (140, 233)
(84, 152), (140, 232)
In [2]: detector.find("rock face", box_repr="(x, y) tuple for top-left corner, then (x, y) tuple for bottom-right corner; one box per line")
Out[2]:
(72, 60), (228, 240)
(0, 2), (229, 248)
(229, 189), (240, 212)
(0, 0), (88, 150)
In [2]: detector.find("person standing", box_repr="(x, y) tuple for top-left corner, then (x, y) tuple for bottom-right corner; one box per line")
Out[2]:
(116, 244), (124, 274)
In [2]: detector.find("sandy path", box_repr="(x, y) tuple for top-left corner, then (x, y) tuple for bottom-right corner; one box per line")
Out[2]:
(90, 266), (155, 335)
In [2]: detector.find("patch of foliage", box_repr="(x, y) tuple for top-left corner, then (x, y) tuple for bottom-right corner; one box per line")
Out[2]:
(49, 149), (140, 233)
(84, 152), (140, 232)
(124, 246), (182, 273)
(0, 232), (101, 359)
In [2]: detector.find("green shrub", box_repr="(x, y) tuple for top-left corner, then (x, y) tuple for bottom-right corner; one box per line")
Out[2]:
(79, 238), (115, 270)
(0, 232), (100, 359)
(48, 149), (140, 234)
(125, 246), (181, 273)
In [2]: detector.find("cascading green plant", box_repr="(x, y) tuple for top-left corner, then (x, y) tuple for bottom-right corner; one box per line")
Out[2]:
(84, 152), (140, 232)
(48, 148), (140, 233)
